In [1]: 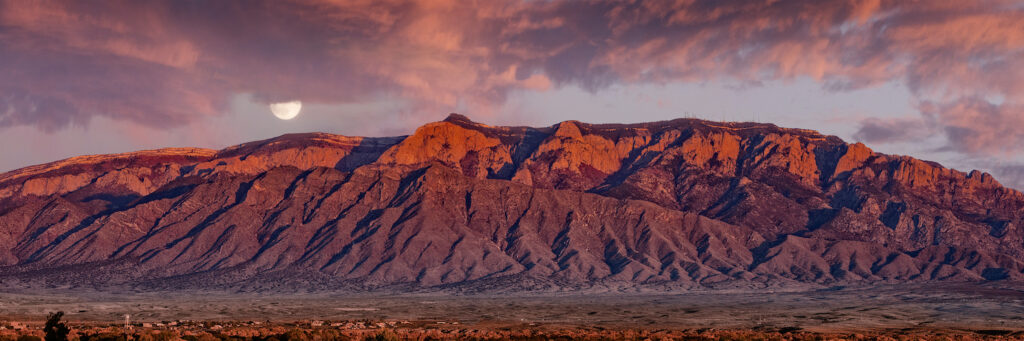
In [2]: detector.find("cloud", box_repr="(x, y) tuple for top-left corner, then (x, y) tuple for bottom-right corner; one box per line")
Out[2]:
(0, 0), (1021, 157)
(852, 117), (932, 144)
(921, 98), (1024, 155)
(990, 164), (1024, 191)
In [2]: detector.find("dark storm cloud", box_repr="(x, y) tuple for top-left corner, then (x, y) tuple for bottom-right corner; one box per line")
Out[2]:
(0, 0), (1022, 155)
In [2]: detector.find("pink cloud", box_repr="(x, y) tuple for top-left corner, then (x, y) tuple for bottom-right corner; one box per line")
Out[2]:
(0, 0), (1020, 157)
(922, 98), (1024, 155)
(852, 116), (932, 145)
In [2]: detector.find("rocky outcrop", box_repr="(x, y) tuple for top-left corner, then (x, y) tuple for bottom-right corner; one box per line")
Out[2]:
(0, 148), (215, 201)
(0, 114), (1022, 291)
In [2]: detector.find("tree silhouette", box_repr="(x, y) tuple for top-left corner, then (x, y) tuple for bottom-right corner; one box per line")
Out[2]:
(44, 312), (70, 341)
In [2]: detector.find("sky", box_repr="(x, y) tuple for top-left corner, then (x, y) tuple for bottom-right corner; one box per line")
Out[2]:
(1, 0), (1023, 188)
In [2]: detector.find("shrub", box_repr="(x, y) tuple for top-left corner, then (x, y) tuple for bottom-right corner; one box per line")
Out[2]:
(363, 330), (398, 341)
(279, 329), (311, 341)
(43, 312), (70, 341)
(79, 333), (125, 341)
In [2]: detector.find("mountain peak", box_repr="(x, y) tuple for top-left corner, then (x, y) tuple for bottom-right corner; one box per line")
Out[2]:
(1, 114), (1023, 290)
(553, 120), (584, 139)
(443, 113), (474, 124)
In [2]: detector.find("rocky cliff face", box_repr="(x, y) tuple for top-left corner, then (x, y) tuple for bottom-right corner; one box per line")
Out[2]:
(1, 114), (1022, 291)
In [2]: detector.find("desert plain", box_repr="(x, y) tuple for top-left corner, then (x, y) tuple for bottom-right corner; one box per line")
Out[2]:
(1, 283), (1023, 340)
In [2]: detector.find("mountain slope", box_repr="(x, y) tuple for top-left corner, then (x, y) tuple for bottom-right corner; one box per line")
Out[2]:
(1, 114), (1022, 290)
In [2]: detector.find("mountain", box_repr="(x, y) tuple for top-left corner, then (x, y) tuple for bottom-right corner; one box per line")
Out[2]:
(1, 114), (1022, 292)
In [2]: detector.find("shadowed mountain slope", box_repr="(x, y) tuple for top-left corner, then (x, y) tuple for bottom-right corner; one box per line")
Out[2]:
(1, 114), (1022, 291)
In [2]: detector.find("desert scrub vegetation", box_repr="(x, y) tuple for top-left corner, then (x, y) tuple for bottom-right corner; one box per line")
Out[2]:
(44, 313), (70, 341)
(361, 329), (398, 341)
(1, 314), (1021, 341)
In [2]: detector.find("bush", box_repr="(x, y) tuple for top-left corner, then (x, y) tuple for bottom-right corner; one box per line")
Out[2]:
(44, 312), (70, 341)
(153, 331), (181, 341)
(280, 329), (309, 341)
(363, 330), (398, 341)
(78, 333), (125, 341)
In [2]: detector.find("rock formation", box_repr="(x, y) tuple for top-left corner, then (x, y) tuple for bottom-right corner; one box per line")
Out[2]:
(0, 114), (1022, 291)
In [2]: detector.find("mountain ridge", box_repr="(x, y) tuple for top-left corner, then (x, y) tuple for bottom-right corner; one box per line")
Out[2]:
(0, 114), (1022, 291)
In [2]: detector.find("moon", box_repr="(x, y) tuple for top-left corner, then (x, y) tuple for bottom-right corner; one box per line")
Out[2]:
(269, 100), (302, 120)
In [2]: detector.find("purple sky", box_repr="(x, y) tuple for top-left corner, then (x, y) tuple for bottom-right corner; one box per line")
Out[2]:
(1, 0), (1023, 188)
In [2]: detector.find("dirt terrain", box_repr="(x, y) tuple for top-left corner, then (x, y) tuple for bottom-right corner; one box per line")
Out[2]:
(1, 284), (1022, 337)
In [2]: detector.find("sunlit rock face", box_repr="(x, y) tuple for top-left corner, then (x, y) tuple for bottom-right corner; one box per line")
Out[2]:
(0, 113), (1022, 290)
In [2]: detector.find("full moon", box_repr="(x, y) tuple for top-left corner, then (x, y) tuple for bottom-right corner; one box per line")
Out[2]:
(269, 100), (302, 120)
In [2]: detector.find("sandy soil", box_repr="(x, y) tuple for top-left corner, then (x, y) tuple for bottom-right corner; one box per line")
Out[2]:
(0, 283), (1022, 334)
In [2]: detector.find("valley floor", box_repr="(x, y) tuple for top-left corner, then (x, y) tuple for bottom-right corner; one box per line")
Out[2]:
(0, 283), (1022, 339)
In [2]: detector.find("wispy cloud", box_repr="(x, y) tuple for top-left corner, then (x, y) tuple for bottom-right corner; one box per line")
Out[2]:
(852, 116), (932, 144)
(0, 0), (1021, 158)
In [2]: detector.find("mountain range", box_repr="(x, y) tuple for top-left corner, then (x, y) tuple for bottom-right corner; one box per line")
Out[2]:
(1, 114), (1022, 292)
